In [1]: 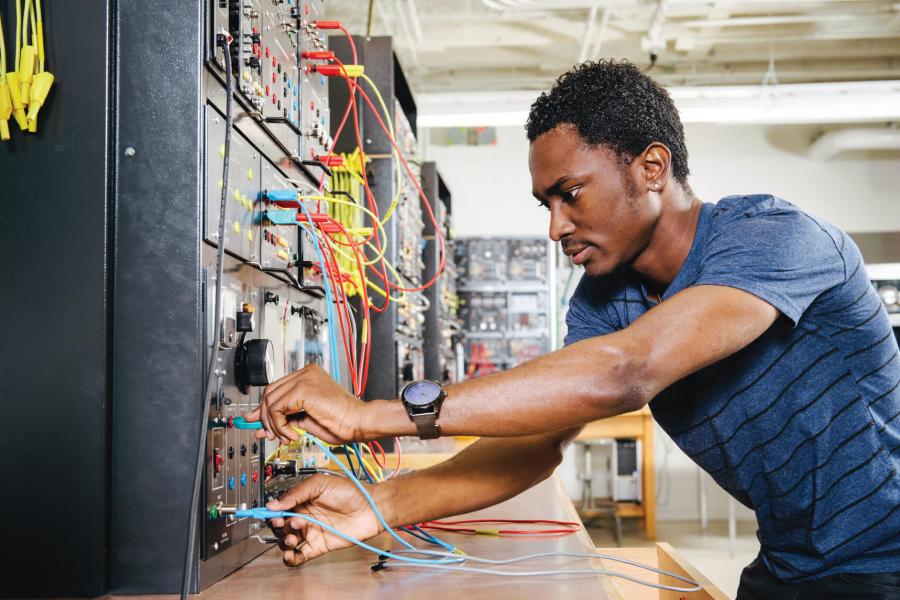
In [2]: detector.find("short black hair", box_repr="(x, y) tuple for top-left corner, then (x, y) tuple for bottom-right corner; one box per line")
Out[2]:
(526, 60), (689, 183)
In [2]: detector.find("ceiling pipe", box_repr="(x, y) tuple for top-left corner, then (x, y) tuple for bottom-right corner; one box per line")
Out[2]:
(589, 7), (612, 60)
(809, 127), (900, 160)
(578, 2), (600, 63)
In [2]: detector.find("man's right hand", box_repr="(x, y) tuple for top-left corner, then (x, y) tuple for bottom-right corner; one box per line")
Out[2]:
(267, 474), (387, 567)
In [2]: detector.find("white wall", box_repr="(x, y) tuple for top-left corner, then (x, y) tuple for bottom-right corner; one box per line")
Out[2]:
(425, 122), (900, 522)
(423, 126), (547, 238)
(425, 123), (900, 236)
(685, 123), (900, 233)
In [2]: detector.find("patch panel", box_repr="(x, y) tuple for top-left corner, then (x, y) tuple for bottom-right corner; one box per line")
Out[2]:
(258, 160), (298, 271)
(509, 239), (549, 281)
(258, 2), (302, 144)
(456, 239), (509, 283)
(211, 0), (331, 162)
(460, 291), (507, 332)
(202, 264), (332, 563)
(203, 271), (268, 560)
(456, 238), (554, 377)
(297, 0), (332, 161)
(393, 98), (426, 287)
(421, 162), (462, 384)
(206, 103), (261, 263)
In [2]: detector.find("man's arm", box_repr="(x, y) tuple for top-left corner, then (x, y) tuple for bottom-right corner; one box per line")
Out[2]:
(249, 284), (777, 443)
(376, 426), (582, 526)
(269, 427), (581, 566)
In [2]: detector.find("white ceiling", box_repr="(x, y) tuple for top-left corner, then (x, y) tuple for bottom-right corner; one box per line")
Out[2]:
(328, 0), (900, 93)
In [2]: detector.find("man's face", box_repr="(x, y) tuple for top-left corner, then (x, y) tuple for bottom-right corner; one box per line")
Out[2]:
(529, 125), (660, 278)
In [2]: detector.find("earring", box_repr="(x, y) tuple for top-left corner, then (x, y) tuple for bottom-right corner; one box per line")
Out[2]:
(651, 183), (661, 191)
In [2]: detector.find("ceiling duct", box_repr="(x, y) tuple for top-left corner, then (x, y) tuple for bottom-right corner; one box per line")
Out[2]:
(808, 127), (900, 160)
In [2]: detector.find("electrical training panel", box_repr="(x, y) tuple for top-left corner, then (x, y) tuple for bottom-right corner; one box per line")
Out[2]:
(421, 162), (462, 383)
(392, 98), (427, 391)
(456, 238), (555, 377)
(199, 0), (341, 587)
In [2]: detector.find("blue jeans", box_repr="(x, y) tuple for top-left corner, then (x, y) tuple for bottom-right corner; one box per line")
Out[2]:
(738, 556), (900, 600)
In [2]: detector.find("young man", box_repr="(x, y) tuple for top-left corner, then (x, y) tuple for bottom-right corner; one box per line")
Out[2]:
(246, 61), (900, 598)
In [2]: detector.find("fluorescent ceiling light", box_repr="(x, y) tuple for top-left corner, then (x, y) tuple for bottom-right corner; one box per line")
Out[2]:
(417, 80), (900, 128)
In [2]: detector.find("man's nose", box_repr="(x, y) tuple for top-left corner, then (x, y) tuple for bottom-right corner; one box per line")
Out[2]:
(548, 204), (575, 242)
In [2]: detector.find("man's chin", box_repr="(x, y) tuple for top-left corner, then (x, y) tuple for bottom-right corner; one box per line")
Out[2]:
(581, 256), (618, 277)
(582, 259), (616, 278)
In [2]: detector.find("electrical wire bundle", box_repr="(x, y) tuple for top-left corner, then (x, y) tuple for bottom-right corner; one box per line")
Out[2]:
(0, 0), (53, 140)
(239, 429), (702, 594)
(264, 26), (446, 401)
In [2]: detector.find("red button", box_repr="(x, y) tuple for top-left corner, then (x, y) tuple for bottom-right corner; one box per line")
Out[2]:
(265, 84), (270, 96)
(214, 453), (224, 474)
(272, 72), (276, 83)
(265, 47), (270, 58)
(251, 471), (259, 483)
(272, 56), (277, 67)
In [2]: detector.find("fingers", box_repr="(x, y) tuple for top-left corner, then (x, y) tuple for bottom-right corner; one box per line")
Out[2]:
(263, 383), (309, 444)
(282, 540), (317, 567)
(269, 403), (301, 444)
(267, 475), (324, 511)
(245, 408), (273, 440)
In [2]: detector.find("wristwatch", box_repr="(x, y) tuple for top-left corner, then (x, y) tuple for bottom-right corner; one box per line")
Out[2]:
(400, 379), (446, 440)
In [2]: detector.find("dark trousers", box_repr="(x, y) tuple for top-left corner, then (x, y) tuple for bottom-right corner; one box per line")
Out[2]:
(738, 556), (900, 599)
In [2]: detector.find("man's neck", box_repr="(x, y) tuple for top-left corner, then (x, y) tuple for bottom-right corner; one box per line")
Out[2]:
(630, 187), (703, 293)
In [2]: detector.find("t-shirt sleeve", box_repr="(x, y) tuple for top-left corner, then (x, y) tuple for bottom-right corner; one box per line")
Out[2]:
(693, 205), (846, 326)
(564, 276), (620, 346)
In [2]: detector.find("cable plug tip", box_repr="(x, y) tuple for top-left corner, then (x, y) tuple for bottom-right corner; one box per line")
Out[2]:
(370, 561), (388, 572)
(234, 508), (291, 520)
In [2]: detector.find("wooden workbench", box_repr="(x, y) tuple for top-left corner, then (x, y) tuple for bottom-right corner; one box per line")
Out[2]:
(114, 475), (726, 600)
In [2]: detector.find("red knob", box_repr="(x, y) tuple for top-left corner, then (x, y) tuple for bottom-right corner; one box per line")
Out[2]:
(251, 470), (259, 483)
(214, 452), (225, 474)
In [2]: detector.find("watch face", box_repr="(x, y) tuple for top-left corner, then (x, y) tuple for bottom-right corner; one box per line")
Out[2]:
(404, 380), (441, 407)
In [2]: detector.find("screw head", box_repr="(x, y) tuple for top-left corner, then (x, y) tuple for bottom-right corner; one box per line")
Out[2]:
(124, 147), (136, 157)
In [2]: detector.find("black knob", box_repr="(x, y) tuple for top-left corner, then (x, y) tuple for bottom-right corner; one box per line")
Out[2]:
(246, 339), (274, 386)
(235, 338), (274, 393)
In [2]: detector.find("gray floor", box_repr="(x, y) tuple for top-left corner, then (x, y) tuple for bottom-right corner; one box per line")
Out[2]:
(587, 519), (760, 599)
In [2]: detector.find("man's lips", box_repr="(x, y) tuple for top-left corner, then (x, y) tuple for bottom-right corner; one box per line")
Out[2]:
(563, 244), (593, 265)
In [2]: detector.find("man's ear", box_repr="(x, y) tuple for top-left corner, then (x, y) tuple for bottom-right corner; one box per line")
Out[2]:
(640, 143), (672, 192)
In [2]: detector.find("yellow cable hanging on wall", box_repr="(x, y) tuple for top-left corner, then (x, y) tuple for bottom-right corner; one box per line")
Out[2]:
(2, 0), (53, 138)
(26, 0), (53, 130)
(0, 8), (12, 140)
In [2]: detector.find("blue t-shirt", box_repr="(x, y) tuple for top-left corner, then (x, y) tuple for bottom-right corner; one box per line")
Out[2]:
(565, 195), (900, 582)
